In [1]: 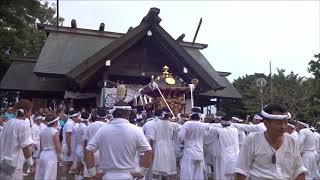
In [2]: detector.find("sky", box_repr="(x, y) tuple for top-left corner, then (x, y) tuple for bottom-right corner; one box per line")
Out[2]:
(52, 0), (320, 81)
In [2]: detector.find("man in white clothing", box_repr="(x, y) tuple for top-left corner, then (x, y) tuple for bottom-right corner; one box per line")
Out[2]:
(296, 120), (320, 179)
(232, 117), (246, 149)
(209, 115), (239, 180)
(142, 109), (161, 180)
(235, 104), (307, 180)
(85, 101), (152, 179)
(74, 112), (90, 180)
(0, 99), (35, 180)
(83, 108), (107, 179)
(178, 111), (208, 180)
(61, 110), (81, 180)
(286, 123), (299, 142)
(151, 108), (179, 180)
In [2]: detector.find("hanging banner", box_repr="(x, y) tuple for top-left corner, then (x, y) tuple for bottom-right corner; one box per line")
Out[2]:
(103, 87), (138, 107)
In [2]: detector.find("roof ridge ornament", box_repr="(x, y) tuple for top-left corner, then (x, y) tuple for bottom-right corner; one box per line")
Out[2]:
(141, 7), (162, 25)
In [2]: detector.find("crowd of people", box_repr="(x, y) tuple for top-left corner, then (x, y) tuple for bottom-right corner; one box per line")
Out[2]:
(0, 99), (319, 180)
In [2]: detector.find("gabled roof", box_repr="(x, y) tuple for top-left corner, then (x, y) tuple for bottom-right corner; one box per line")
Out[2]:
(199, 72), (242, 99)
(0, 57), (66, 92)
(33, 31), (116, 77)
(65, 8), (225, 90)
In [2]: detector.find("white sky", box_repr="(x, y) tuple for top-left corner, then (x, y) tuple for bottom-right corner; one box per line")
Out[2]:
(53, 0), (320, 81)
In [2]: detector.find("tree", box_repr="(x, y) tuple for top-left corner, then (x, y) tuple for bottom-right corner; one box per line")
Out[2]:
(308, 53), (320, 79)
(0, 0), (64, 79)
(228, 68), (319, 125)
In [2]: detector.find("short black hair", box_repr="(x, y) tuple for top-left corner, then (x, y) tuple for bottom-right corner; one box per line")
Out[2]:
(263, 104), (288, 114)
(113, 101), (130, 119)
(221, 115), (232, 121)
(190, 113), (200, 120)
(97, 108), (107, 118)
(191, 107), (202, 113)
(81, 111), (90, 119)
(154, 109), (162, 117)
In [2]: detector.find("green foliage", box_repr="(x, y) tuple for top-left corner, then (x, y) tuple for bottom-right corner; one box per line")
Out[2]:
(225, 57), (320, 126)
(308, 53), (320, 79)
(0, 0), (64, 79)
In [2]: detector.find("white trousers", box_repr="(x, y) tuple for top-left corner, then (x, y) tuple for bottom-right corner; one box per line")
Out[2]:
(35, 150), (58, 180)
(62, 144), (75, 162)
(180, 156), (204, 180)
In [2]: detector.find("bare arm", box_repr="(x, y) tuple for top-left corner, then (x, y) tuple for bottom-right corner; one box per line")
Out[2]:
(22, 144), (32, 160)
(140, 150), (153, 168)
(234, 173), (246, 180)
(295, 173), (305, 180)
(83, 140), (87, 153)
(53, 132), (62, 161)
(66, 132), (71, 149)
(84, 149), (95, 169)
(66, 132), (72, 155)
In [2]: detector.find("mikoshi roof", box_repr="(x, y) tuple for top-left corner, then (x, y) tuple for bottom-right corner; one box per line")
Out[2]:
(34, 7), (226, 91)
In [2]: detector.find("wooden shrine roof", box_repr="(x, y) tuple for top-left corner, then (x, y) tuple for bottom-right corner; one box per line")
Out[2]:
(0, 57), (66, 92)
(34, 8), (226, 91)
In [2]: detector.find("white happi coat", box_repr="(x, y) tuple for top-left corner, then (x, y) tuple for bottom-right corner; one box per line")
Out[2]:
(83, 121), (105, 177)
(290, 131), (299, 143)
(32, 123), (41, 158)
(209, 125), (239, 180)
(75, 122), (87, 163)
(298, 128), (320, 179)
(142, 117), (159, 180)
(62, 118), (76, 161)
(87, 118), (151, 179)
(313, 131), (320, 168)
(238, 129), (246, 149)
(178, 120), (208, 180)
(203, 123), (221, 167)
(35, 127), (59, 180)
(0, 118), (33, 179)
(151, 120), (179, 175)
(143, 117), (159, 142)
(235, 132), (307, 179)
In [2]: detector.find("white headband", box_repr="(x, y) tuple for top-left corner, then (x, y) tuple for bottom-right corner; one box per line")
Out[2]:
(81, 114), (91, 121)
(254, 114), (263, 120)
(288, 123), (295, 128)
(297, 120), (309, 128)
(47, 117), (59, 125)
(34, 115), (44, 120)
(261, 110), (291, 120)
(69, 112), (81, 118)
(221, 120), (232, 126)
(109, 106), (132, 114)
